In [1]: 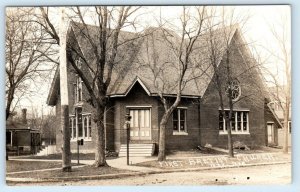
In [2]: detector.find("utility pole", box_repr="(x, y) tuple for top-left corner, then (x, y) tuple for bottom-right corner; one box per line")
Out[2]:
(59, 7), (71, 172)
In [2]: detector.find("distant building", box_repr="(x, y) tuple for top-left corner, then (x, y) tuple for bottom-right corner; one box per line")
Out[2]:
(268, 98), (291, 147)
(6, 108), (41, 155)
(47, 22), (281, 155)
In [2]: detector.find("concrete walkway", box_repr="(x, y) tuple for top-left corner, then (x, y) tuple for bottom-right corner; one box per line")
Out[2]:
(107, 156), (161, 172)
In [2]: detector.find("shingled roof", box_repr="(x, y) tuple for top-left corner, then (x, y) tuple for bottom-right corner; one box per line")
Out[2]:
(47, 22), (239, 106)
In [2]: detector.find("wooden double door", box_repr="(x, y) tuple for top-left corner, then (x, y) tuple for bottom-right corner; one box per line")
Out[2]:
(129, 108), (151, 140)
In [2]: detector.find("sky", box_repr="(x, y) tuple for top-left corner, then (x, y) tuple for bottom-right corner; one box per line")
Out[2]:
(8, 5), (291, 118)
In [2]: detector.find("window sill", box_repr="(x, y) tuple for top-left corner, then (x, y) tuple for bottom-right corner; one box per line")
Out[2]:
(219, 131), (250, 135)
(173, 132), (188, 135)
(71, 138), (92, 142)
(74, 101), (84, 107)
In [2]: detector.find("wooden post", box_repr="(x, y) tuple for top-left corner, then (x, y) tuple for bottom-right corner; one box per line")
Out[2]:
(77, 140), (80, 165)
(125, 110), (131, 165)
(127, 122), (130, 165)
(59, 7), (71, 172)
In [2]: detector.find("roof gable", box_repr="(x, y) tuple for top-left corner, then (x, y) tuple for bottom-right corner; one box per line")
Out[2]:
(47, 23), (247, 105)
(109, 77), (151, 97)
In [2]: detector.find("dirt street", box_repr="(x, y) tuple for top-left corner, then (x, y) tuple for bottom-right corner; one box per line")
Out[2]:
(8, 163), (291, 186)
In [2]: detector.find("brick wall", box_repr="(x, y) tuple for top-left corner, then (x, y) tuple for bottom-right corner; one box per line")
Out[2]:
(55, 47), (116, 153)
(113, 82), (160, 152)
(162, 98), (201, 151)
(114, 82), (201, 152)
(200, 32), (267, 148)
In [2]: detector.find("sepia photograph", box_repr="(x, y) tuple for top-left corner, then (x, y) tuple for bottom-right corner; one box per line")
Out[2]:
(5, 5), (292, 186)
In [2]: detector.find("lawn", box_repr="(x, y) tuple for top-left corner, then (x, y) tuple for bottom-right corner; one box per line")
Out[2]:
(166, 148), (227, 157)
(7, 165), (134, 179)
(13, 152), (117, 160)
(136, 153), (291, 170)
(6, 160), (80, 173)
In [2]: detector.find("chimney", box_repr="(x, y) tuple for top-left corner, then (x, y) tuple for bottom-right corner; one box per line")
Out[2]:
(22, 108), (27, 125)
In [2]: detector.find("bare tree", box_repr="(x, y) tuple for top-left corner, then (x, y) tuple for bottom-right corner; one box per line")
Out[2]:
(38, 6), (142, 167)
(263, 12), (291, 153)
(136, 6), (208, 161)
(5, 7), (57, 120)
(202, 7), (263, 157)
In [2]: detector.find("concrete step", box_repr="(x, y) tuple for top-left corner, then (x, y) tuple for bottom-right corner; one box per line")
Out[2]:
(119, 143), (155, 157)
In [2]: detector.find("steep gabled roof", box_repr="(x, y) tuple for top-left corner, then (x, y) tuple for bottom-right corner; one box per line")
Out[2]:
(47, 66), (59, 106)
(47, 22), (240, 106)
(266, 103), (283, 128)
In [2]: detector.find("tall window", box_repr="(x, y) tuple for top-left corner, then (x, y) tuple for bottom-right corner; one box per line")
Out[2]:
(74, 59), (83, 103)
(76, 107), (83, 137)
(219, 110), (249, 134)
(83, 115), (92, 138)
(69, 108), (92, 140)
(75, 76), (83, 102)
(173, 108), (187, 133)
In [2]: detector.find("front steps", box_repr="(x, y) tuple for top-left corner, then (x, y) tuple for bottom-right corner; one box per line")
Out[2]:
(118, 143), (155, 157)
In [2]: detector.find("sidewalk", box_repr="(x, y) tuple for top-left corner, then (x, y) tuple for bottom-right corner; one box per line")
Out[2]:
(107, 156), (162, 172)
(6, 152), (291, 183)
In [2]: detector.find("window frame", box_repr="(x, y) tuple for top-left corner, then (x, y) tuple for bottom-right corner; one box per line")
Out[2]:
(219, 109), (250, 135)
(74, 59), (83, 103)
(6, 131), (12, 146)
(75, 75), (83, 103)
(172, 107), (188, 135)
(69, 109), (92, 142)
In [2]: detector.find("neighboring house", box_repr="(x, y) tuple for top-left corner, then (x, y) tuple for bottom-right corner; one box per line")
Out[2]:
(268, 99), (291, 147)
(47, 22), (280, 154)
(6, 109), (41, 155)
(40, 115), (57, 146)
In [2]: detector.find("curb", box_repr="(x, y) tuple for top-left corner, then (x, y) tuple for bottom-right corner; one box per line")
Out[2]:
(6, 161), (291, 183)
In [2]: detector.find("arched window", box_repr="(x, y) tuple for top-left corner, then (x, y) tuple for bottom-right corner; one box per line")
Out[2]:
(72, 117), (76, 138)
(75, 58), (83, 103)
(69, 118), (73, 139)
(84, 117), (88, 138)
(88, 115), (92, 138)
(75, 75), (82, 102)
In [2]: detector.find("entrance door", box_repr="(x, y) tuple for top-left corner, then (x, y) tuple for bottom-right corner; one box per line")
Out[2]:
(267, 123), (274, 144)
(129, 109), (151, 140)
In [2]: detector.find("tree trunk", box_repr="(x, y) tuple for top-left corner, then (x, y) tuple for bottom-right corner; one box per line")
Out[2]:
(226, 117), (234, 157)
(6, 88), (14, 120)
(158, 112), (172, 161)
(227, 96), (234, 158)
(283, 109), (289, 154)
(94, 104), (107, 167)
